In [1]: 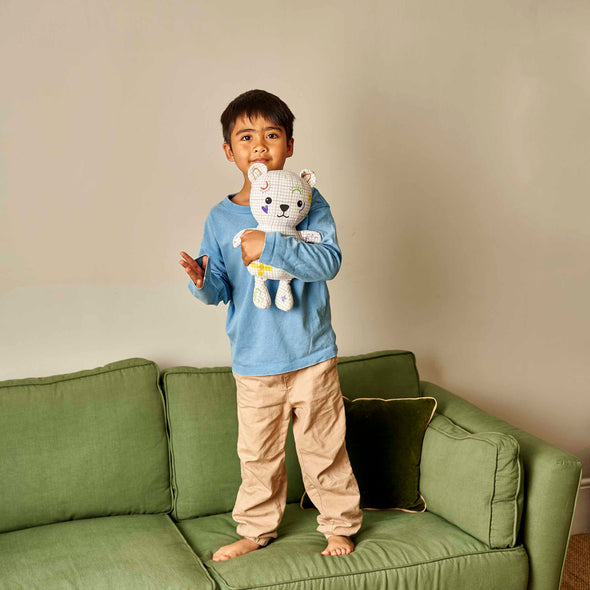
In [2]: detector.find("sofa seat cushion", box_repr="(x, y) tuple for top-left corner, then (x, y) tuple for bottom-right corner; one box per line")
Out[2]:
(0, 514), (215, 590)
(176, 503), (529, 590)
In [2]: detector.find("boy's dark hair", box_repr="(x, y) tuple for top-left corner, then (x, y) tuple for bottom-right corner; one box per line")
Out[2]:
(220, 89), (295, 147)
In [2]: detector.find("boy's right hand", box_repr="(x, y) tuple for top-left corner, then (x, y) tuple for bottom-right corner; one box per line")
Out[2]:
(179, 252), (208, 289)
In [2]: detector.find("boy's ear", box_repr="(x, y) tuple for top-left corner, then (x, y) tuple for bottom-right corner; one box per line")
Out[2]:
(223, 142), (234, 162)
(300, 169), (316, 188)
(248, 163), (268, 182)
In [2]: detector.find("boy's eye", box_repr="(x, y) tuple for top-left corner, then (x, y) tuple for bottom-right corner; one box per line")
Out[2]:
(267, 133), (279, 139)
(240, 135), (251, 141)
(265, 197), (272, 204)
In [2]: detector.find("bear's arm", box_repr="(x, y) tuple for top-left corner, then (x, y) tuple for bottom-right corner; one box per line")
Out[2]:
(258, 197), (341, 282)
(298, 230), (322, 243)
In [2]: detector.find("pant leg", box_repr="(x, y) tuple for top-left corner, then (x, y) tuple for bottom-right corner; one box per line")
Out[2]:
(288, 357), (363, 539)
(232, 371), (291, 546)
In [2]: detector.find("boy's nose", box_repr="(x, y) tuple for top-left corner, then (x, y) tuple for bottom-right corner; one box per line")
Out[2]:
(280, 204), (289, 212)
(254, 141), (267, 153)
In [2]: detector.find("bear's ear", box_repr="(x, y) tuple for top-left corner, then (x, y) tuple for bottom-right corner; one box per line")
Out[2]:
(300, 169), (316, 188)
(248, 163), (268, 183)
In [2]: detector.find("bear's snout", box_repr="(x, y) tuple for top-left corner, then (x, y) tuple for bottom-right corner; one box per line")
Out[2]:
(277, 203), (290, 218)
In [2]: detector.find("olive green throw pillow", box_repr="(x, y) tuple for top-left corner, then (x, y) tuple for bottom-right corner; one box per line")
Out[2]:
(302, 396), (437, 512)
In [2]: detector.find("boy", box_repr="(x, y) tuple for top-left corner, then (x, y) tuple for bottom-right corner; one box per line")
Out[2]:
(179, 89), (362, 561)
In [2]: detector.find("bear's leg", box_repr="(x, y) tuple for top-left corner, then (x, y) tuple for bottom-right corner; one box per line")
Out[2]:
(253, 276), (271, 309)
(275, 280), (294, 312)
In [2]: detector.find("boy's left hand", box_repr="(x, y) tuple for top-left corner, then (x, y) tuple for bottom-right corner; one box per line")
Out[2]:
(240, 230), (265, 266)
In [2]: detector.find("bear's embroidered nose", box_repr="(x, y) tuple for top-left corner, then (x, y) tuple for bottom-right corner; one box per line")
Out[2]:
(280, 204), (289, 212)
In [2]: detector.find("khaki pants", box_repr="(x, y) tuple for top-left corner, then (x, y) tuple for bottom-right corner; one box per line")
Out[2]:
(232, 357), (363, 546)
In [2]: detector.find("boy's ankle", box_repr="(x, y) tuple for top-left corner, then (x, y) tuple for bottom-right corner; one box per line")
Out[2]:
(244, 536), (270, 547)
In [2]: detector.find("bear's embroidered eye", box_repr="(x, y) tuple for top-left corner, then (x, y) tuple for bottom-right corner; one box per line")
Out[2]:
(297, 200), (303, 208)
(265, 197), (272, 204)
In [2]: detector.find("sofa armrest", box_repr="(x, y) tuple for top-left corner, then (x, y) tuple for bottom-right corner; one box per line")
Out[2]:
(421, 381), (582, 590)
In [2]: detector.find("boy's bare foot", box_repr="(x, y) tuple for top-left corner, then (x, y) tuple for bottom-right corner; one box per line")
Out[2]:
(321, 535), (355, 556)
(212, 538), (261, 561)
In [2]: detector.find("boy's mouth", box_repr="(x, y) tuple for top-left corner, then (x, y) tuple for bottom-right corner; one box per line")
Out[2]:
(251, 158), (269, 163)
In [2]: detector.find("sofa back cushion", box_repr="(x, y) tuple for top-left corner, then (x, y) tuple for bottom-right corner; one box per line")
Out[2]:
(337, 350), (421, 400)
(162, 365), (305, 520)
(0, 358), (172, 534)
(420, 413), (523, 548)
(163, 350), (421, 520)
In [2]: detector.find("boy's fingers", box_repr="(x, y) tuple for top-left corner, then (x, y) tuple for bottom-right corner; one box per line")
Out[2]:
(179, 252), (208, 288)
(179, 257), (202, 274)
(179, 260), (202, 279)
(180, 251), (208, 271)
(180, 251), (197, 264)
(181, 266), (203, 288)
(179, 260), (200, 279)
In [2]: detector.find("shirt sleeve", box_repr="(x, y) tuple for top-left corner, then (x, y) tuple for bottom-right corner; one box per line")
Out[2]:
(258, 189), (342, 282)
(188, 211), (232, 305)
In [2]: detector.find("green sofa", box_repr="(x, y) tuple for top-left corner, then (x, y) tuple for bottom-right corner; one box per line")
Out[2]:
(0, 350), (581, 590)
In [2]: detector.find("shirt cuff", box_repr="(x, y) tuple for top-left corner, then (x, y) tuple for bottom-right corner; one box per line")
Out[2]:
(188, 255), (212, 296)
(259, 232), (278, 267)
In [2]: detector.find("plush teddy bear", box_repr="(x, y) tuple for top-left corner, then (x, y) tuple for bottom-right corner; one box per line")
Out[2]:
(233, 163), (321, 311)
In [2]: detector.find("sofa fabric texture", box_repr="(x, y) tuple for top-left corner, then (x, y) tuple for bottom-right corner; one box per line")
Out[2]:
(420, 413), (523, 548)
(0, 358), (171, 534)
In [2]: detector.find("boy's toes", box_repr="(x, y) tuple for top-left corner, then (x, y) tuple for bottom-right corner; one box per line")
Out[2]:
(212, 548), (231, 561)
(321, 535), (355, 556)
(212, 539), (260, 561)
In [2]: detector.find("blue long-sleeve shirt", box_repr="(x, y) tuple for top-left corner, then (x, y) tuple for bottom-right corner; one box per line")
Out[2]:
(189, 188), (341, 376)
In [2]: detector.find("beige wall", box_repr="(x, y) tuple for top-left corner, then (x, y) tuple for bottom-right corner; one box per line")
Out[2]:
(1, 1), (589, 530)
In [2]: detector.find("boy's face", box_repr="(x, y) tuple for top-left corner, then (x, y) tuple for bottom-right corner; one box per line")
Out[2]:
(223, 115), (294, 179)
